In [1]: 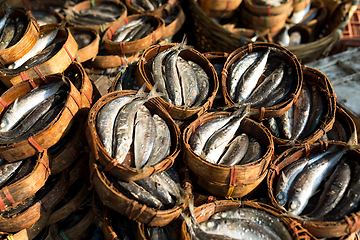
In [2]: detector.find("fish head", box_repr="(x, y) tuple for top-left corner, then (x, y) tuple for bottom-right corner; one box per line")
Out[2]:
(0, 116), (10, 132)
(276, 192), (287, 207)
(288, 198), (302, 216)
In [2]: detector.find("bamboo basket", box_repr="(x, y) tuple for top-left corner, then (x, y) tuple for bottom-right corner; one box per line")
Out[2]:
(89, 153), (191, 226)
(273, 66), (336, 151)
(47, 179), (90, 226)
(124, 0), (177, 16)
(0, 8), (40, 65)
(85, 51), (139, 69)
(161, 5), (186, 40)
(66, 0), (127, 34)
(53, 206), (95, 240)
(0, 151), (50, 213)
(64, 61), (94, 109)
(183, 112), (274, 198)
(222, 42), (303, 120)
(49, 113), (87, 175)
(327, 106), (358, 143)
(240, 4), (289, 33)
(180, 200), (315, 240)
(198, 0), (243, 18)
(267, 142), (360, 238)
(0, 74), (83, 162)
(103, 14), (165, 55)
(244, 0), (292, 16)
(68, 27), (99, 63)
(135, 43), (218, 120)
(0, 23), (78, 88)
(0, 170), (68, 233)
(68, 151), (90, 186)
(1, 209), (52, 240)
(86, 90), (181, 182)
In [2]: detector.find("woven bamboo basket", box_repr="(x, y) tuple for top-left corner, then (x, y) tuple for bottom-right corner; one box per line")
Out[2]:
(267, 142), (360, 238)
(64, 61), (93, 109)
(273, 66), (336, 151)
(124, 0), (177, 16)
(86, 90), (181, 182)
(85, 51), (139, 69)
(52, 206), (95, 240)
(198, 0), (243, 18)
(1, 209), (52, 240)
(0, 170), (68, 233)
(89, 153), (191, 227)
(103, 14), (165, 55)
(0, 8), (40, 65)
(0, 23), (78, 88)
(49, 113), (87, 175)
(161, 5), (185, 40)
(66, 0), (127, 34)
(180, 200), (315, 240)
(222, 42), (303, 121)
(68, 27), (99, 63)
(326, 106), (358, 143)
(0, 152), (50, 213)
(0, 74), (82, 162)
(135, 43), (218, 120)
(47, 179), (90, 226)
(183, 111), (274, 198)
(244, 0), (292, 16)
(68, 151), (90, 186)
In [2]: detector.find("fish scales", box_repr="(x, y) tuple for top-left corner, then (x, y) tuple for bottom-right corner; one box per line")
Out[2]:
(291, 81), (311, 140)
(188, 60), (209, 108)
(134, 105), (156, 169)
(277, 106), (293, 140)
(235, 49), (270, 103)
(177, 57), (198, 107)
(165, 48), (183, 106)
(266, 118), (281, 138)
(217, 133), (249, 166)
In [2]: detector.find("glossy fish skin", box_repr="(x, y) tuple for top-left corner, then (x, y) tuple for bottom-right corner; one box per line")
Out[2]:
(308, 161), (351, 218)
(0, 18), (15, 50)
(288, 147), (347, 215)
(188, 60), (210, 108)
(210, 207), (292, 240)
(291, 81), (311, 141)
(235, 49), (270, 103)
(0, 160), (23, 189)
(266, 118), (281, 138)
(276, 145), (340, 207)
(299, 84), (325, 139)
(158, 171), (181, 198)
(177, 57), (198, 107)
(6, 157), (34, 185)
(8, 17), (26, 48)
(0, 92), (65, 142)
(327, 120), (348, 142)
(200, 218), (281, 240)
(0, 6), (12, 32)
(189, 107), (246, 156)
(31, 10), (59, 26)
(217, 133), (249, 166)
(96, 95), (136, 157)
(242, 62), (285, 107)
(277, 106), (293, 140)
(324, 163), (360, 221)
(290, 3), (311, 24)
(113, 178), (162, 209)
(202, 107), (250, 164)
(228, 52), (262, 101)
(112, 18), (144, 42)
(134, 105), (156, 169)
(135, 174), (174, 207)
(165, 49), (183, 106)
(9, 26), (60, 69)
(0, 80), (66, 132)
(144, 114), (171, 168)
(239, 138), (262, 165)
(116, 64), (136, 91)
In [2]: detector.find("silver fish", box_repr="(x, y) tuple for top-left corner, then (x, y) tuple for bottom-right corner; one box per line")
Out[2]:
(134, 105), (156, 169)
(9, 26), (60, 69)
(144, 114), (171, 168)
(266, 118), (281, 138)
(177, 57), (198, 107)
(165, 48), (183, 106)
(235, 49), (270, 103)
(112, 18), (144, 43)
(239, 138), (262, 165)
(202, 106), (250, 164)
(210, 207), (292, 240)
(290, 3), (311, 24)
(288, 146), (347, 215)
(217, 133), (249, 166)
(0, 81), (66, 132)
(188, 60), (210, 108)
(277, 106), (293, 140)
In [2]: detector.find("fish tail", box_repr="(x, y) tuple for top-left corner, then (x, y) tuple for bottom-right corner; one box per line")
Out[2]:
(147, 82), (163, 99)
(347, 130), (358, 146)
(3, 4), (10, 15)
(136, 83), (148, 97)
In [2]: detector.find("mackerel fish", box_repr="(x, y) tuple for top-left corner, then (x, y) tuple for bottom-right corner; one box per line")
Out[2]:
(177, 57), (198, 107)
(217, 133), (249, 166)
(188, 60), (210, 108)
(239, 138), (263, 164)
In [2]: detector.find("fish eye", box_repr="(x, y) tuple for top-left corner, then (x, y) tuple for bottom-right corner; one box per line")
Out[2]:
(0, 119), (7, 129)
(289, 200), (299, 210)
(276, 193), (286, 206)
